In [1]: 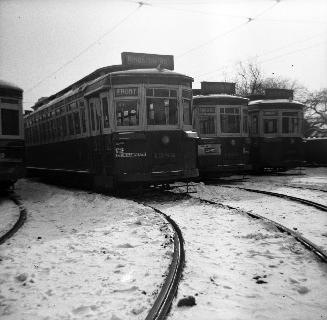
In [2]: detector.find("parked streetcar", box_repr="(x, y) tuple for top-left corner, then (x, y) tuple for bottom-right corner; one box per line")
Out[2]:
(0, 80), (25, 189)
(24, 52), (199, 191)
(193, 82), (250, 176)
(248, 88), (305, 172)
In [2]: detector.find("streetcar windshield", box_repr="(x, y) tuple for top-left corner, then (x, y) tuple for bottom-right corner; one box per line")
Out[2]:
(1, 108), (19, 135)
(220, 107), (240, 133)
(116, 100), (138, 126)
(146, 88), (178, 125)
(282, 112), (299, 134)
(264, 118), (278, 134)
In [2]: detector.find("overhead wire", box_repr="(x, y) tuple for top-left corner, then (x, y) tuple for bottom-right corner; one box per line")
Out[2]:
(25, 2), (144, 94)
(175, 0), (280, 59)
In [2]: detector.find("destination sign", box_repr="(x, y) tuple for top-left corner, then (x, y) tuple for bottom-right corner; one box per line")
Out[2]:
(121, 52), (174, 70)
(201, 82), (235, 95)
(265, 89), (293, 100)
(114, 87), (138, 97)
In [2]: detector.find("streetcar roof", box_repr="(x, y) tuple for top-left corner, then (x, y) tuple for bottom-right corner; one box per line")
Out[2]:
(193, 94), (248, 105)
(248, 99), (305, 107)
(109, 68), (193, 80)
(0, 79), (23, 92)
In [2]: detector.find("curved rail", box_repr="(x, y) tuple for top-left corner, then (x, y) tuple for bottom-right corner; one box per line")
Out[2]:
(225, 186), (327, 212)
(133, 202), (185, 320)
(0, 192), (27, 245)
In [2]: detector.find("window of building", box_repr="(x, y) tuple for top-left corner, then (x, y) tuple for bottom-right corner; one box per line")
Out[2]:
(102, 97), (110, 128)
(282, 112), (299, 134)
(116, 100), (138, 126)
(199, 115), (216, 134)
(264, 118), (278, 134)
(146, 88), (178, 125)
(220, 107), (240, 133)
(1, 109), (19, 135)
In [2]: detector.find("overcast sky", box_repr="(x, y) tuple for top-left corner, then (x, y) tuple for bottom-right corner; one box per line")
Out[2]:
(1, 0), (326, 110)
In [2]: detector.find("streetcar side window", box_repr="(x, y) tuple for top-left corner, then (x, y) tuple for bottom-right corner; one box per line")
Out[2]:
(251, 114), (258, 134)
(1, 109), (19, 135)
(220, 107), (240, 133)
(80, 108), (87, 133)
(282, 112), (299, 134)
(90, 102), (95, 131)
(264, 119), (278, 134)
(182, 89), (192, 125)
(116, 100), (138, 126)
(102, 97), (110, 128)
(68, 113), (75, 135)
(146, 88), (178, 125)
(73, 111), (81, 134)
(243, 109), (248, 133)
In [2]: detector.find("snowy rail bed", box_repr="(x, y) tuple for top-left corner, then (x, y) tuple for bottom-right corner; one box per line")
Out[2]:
(0, 180), (173, 320)
(145, 195), (327, 320)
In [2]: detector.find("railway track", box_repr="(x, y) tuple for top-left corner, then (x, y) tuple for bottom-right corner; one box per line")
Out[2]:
(0, 192), (27, 245)
(132, 199), (185, 320)
(221, 186), (327, 212)
(163, 189), (327, 264)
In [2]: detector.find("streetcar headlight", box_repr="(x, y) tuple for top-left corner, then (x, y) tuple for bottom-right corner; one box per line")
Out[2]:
(231, 139), (236, 146)
(161, 135), (170, 145)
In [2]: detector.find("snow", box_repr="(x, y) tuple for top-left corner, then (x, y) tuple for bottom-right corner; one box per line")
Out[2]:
(0, 198), (19, 239)
(1, 167), (327, 319)
(146, 197), (327, 320)
(0, 179), (173, 320)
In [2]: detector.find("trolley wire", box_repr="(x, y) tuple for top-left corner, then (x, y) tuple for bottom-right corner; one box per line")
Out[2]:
(175, 0), (280, 59)
(25, 2), (144, 94)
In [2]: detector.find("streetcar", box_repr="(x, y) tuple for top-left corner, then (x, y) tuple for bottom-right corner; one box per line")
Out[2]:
(248, 88), (305, 171)
(193, 82), (250, 176)
(0, 80), (25, 189)
(24, 52), (199, 191)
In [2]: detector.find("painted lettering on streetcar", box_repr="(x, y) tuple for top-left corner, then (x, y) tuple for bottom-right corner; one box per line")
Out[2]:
(114, 87), (138, 97)
(153, 152), (176, 159)
(115, 147), (146, 158)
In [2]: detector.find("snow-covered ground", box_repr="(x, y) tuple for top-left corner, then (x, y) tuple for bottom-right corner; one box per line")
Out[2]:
(1, 167), (327, 320)
(0, 180), (173, 320)
(146, 196), (327, 320)
(0, 198), (19, 239)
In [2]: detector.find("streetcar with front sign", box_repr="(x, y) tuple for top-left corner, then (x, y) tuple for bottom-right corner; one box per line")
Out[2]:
(193, 82), (251, 176)
(248, 88), (305, 171)
(0, 80), (25, 189)
(24, 52), (199, 190)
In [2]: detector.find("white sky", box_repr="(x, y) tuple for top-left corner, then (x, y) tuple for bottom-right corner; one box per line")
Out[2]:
(0, 0), (326, 110)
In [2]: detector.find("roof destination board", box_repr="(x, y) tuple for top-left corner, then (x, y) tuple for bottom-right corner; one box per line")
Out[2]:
(121, 52), (174, 70)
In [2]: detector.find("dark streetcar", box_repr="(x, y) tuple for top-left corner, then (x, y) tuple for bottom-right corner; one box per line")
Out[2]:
(0, 80), (25, 189)
(24, 52), (199, 191)
(193, 82), (251, 176)
(248, 88), (305, 172)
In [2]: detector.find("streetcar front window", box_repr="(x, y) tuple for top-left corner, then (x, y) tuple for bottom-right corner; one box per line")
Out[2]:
(282, 112), (299, 134)
(1, 109), (19, 135)
(146, 88), (178, 125)
(264, 119), (278, 134)
(116, 100), (138, 126)
(199, 115), (215, 134)
(220, 107), (240, 133)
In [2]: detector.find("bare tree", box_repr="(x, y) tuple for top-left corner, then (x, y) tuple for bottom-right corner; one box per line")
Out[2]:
(234, 59), (304, 98)
(302, 88), (327, 136)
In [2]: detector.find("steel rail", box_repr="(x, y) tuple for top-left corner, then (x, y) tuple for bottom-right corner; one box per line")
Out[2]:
(159, 189), (327, 263)
(224, 186), (327, 212)
(187, 194), (327, 263)
(132, 202), (185, 320)
(0, 192), (27, 245)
